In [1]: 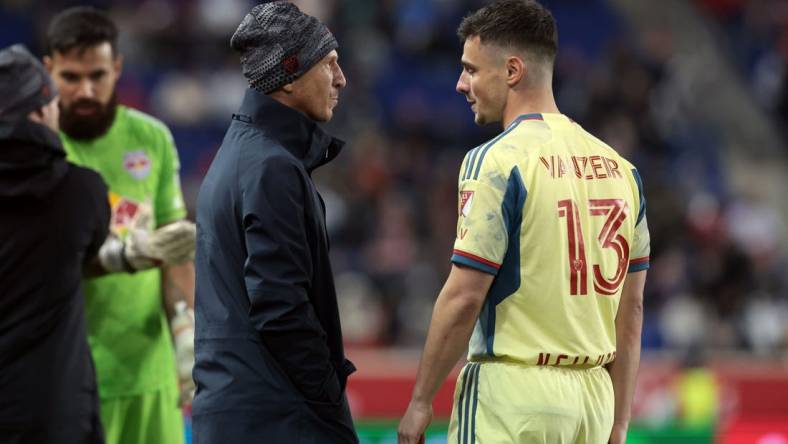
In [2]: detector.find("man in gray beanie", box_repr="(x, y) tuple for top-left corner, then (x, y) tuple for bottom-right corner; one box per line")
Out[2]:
(193, 2), (356, 443)
(0, 45), (59, 138)
(0, 44), (109, 443)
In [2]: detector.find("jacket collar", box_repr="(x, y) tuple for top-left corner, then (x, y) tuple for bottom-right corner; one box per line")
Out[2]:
(235, 88), (344, 172)
(0, 120), (68, 198)
(4, 119), (65, 157)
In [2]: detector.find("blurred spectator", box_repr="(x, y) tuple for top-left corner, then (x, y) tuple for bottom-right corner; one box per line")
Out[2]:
(674, 350), (721, 428)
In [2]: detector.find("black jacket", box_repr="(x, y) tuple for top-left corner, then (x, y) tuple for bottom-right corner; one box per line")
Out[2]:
(193, 89), (357, 444)
(0, 121), (109, 444)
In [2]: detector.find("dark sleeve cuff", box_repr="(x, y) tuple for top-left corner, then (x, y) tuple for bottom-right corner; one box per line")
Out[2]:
(451, 249), (500, 275)
(628, 257), (649, 273)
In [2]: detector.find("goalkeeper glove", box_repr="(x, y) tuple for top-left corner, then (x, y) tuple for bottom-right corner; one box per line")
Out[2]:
(98, 220), (196, 273)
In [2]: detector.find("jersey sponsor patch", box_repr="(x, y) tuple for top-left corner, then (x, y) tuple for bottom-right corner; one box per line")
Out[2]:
(123, 150), (152, 180)
(108, 191), (153, 238)
(459, 190), (474, 217)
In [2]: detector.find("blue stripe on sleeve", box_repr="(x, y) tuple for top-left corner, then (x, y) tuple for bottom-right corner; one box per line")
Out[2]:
(472, 144), (493, 180)
(451, 253), (499, 275)
(628, 261), (650, 272)
(461, 149), (472, 180)
(464, 147), (481, 180)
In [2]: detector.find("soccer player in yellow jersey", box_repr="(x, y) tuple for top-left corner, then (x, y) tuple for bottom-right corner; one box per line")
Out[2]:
(398, 1), (649, 443)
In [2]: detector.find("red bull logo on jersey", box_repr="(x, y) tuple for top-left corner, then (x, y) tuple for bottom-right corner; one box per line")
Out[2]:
(123, 150), (151, 180)
(459, 191), (474, 217)
(108, 191), (153, 238)
(114, 198), (138, 227)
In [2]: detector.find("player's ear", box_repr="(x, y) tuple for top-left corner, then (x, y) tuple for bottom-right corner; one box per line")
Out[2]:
(113, 53), (124, 79)
(506, 55), (525, 87)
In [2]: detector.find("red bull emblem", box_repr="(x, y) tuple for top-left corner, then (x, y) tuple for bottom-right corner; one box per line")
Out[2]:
(123, 150), (151, 180)
(113, 199), (139, 228)
(107, 191), (152, 237)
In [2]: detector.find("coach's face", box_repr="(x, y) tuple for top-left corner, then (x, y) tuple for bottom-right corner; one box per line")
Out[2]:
(456, 36), (508, 126)
(289, 50), (346, 122)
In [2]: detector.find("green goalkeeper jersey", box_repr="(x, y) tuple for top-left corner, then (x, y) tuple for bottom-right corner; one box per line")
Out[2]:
(61, 105), (187, 398)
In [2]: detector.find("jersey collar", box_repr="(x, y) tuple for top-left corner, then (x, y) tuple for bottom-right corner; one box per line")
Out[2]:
(509, 113), (544, 128)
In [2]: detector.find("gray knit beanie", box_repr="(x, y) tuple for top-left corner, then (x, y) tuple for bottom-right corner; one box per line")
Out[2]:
(231, 1), (338, 94)
(0, 44), (58, 137)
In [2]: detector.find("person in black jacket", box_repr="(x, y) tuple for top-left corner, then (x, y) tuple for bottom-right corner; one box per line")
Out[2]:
(0, 44), (109, 444)
(192, 2), (356, 444)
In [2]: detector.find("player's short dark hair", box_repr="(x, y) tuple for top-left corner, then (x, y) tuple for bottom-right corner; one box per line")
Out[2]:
(46, 6), (118, 56)
(457, 0), (558, 63)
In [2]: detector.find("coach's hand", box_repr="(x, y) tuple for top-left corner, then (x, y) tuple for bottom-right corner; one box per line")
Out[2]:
(398, 399), (432, 444)
(608, 421), (628, 444)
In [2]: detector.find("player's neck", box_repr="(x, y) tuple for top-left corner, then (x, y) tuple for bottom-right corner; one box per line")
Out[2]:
(502, 89), (560, 129)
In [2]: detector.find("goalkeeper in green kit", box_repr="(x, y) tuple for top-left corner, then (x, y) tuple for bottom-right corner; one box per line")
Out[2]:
(43, 7), (195, 444)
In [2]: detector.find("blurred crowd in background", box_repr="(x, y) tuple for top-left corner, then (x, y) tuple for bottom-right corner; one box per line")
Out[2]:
(702, 0), (788, 134)
(2, 0), (786, 354)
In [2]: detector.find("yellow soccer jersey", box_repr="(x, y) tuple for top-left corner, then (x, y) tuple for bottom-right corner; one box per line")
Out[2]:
(452, 113), (650, 368)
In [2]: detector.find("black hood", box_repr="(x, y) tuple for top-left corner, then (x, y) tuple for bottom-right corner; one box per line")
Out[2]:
(0, 119), (68, 199)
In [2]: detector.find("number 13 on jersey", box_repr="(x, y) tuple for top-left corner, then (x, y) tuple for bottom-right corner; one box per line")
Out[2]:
(557, 198), (630, 296)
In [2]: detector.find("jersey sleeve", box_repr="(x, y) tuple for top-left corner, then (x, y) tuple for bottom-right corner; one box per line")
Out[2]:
(628, 168), (650, 272)
(155, 126), (187, 226)
(451, 146), (510, 275)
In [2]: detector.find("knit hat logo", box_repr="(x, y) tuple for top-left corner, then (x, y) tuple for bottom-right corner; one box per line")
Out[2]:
(282, 55), (299, 75)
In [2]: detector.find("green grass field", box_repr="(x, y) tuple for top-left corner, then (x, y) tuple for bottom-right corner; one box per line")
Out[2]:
(353, 420), (714, 444)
